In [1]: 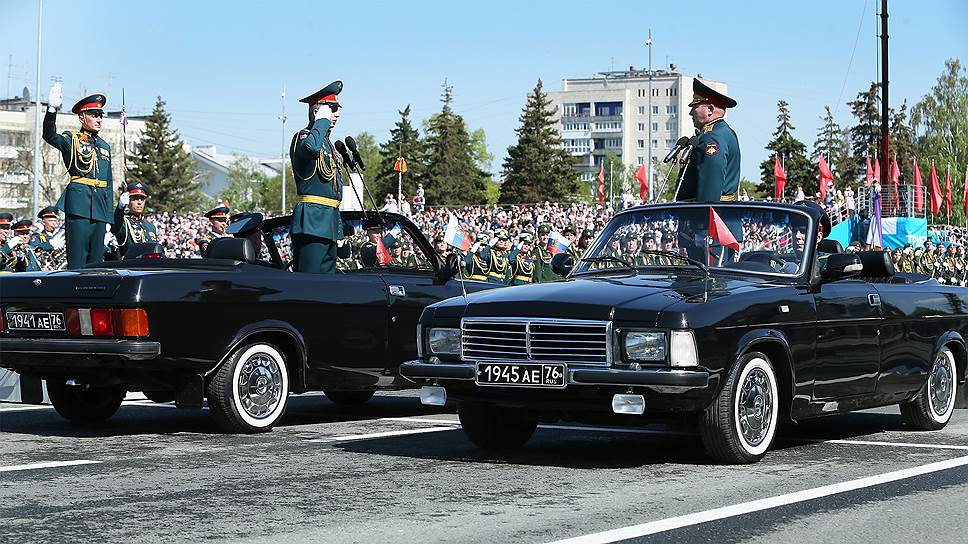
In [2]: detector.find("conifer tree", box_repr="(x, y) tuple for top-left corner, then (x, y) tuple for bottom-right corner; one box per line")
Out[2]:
(422, 84), (489, 205)
(813, 105), (852, 184)
(846, 82), (882, 179)
(759, 100), (812, 198)
(374, 106), (425, 200)
(500, 79), (580, 204)
(129, 97), (203, 212)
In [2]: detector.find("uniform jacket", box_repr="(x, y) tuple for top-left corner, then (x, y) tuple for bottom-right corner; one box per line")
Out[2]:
(289, 118), (344, 241)
(678, 118), (741, 202)
(43, 111), (114, 222)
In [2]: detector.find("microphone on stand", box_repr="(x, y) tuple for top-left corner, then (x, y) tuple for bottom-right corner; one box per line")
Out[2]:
(344, 136), (366, 171)
(662, 137), (691, 163)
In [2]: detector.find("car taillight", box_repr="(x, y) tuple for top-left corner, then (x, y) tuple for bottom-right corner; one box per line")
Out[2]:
(142, 253), (163, 259)
(89, 308), (114, 337)
(65, 308), (80, 335)
(118, 309), (149, 337)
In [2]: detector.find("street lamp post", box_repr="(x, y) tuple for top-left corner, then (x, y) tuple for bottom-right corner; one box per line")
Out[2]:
(646, 29), (653, 203)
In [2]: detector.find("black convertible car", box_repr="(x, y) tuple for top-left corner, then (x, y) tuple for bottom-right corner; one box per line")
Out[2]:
(0, 212), (490, 433)
(401, 202), (968, 463)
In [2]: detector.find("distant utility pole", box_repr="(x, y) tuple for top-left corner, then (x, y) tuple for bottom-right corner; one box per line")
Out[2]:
(879, 0), (890, 188)
(32, 0), (43, 219)
(646, 29), (653, 202)
(279, 84), (287, 211)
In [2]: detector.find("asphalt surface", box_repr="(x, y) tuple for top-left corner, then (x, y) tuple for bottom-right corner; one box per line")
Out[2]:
(1, 392), (967, 544)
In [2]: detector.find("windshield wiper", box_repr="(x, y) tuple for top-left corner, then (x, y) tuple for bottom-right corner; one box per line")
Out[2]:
(580, 255), (636, 271)
(639, 250), (708, 273)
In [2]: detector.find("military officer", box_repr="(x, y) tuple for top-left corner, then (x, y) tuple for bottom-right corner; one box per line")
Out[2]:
(896, 244), (915, 274)
(197, 203), (230, 257)
(43, 83), (114, 269)
(531, 224), (558, 283)
(0, 212), (13, 272)
(28, 206), (62, 251)
(7, 220), (41, 272)
(290, 81), (345, 274)
(111, 181), (158, 258)
(563, 226), (581, 260)
(480, 229), (512, 284)
(509, 233), (536, 285)
(677, 79), (741, 202)
(465, 233), (491, 281)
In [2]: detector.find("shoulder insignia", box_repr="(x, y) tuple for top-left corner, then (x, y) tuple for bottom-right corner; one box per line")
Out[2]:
(705, 142), (719, 156)
(298, 133), (308, 141)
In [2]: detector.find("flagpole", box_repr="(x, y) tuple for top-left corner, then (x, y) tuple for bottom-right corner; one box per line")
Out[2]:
(120, 88), (127, 190)
(608, 159), (613, 210)
(646, 29), (653, 203)
(31, 0), (42, 219)
(280, 84), (287, 212)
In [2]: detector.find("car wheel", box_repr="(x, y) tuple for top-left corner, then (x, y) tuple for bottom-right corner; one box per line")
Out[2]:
(900, 346), (957, 431)
(142, 390), (175, 403)
(699, 351), (780, 464)
(207, 343), (289, 434)
(458, 403), (538, 450)
(47, 380), (125, 424)
(324, 390), (375, 405)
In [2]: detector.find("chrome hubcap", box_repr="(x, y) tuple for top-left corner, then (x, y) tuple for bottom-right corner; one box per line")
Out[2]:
(738, 368), (773, 447)
(237, 353), (283, 419)
(929, 354), (953, 417)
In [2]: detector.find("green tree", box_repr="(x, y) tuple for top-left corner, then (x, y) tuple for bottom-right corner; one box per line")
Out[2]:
(422, 84), (489, 205)
(375, 105), (426, 202)
(262, 162), (297, 214)
(129, 97), (203, 212)
(219, 156), (270, 212)
(889, 100), (917, 184)
(846, 82), (882, 180)
(813, 105), (852, 185)
(760, 100), (812, 199)
(499, 79), (581, 204)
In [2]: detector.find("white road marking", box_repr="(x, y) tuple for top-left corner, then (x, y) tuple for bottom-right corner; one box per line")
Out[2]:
(304, 426), (458, 443)
(0, 404), (54, 412)
(0, 460), (100, 473)
(794, 437), (968, 451)
(545, 454), (968, 544)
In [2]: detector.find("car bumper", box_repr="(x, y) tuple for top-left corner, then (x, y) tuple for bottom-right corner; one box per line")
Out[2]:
(399, 360), (710, 390)
(0, 338), (162, 361)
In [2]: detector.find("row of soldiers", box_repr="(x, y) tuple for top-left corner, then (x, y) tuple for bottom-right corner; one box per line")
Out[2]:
(0, 207), (64, 272)
(889, 241), (967, 286)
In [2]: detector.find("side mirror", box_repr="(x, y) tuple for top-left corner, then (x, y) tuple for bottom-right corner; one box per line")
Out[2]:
(820, 253), (864, 282)
(438, 253), (461, 283)
(551, 252), (575, 277)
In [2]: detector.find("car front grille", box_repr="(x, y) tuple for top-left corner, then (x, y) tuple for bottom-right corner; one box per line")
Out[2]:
(461, 318), (610, 366)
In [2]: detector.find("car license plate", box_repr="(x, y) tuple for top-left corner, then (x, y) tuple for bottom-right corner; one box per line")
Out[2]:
(475, 362), (566, 389)
(5, 311), (65, 331)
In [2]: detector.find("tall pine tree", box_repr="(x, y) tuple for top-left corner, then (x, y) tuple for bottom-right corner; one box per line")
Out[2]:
(759, 100), (812, 198)
(889, 100), (916, 183)
(422, 84), (489, 205)
(813, 105), (851, 185)
(500, 79), (580, 204)
(846, 82), (881, 180)
(129, 97), (203, 212)
(374, 105), (426, 200)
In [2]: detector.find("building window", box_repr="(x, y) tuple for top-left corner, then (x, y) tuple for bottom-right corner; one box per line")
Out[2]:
(637, 156), (644, 165)
(667, 105), (678, 114)
(605, 138), (622, 148)
(672, 87), (678, 96)
(652, 106), (659, 115)
(652, 122), (658, 132)
(666, 139), (676, 149)
(666, 120), (675, 131)
(638, 106), (645, 115)
(637, 139), (645, 149)
(637, 123), (645, 131)
(652, 139), (658, 149)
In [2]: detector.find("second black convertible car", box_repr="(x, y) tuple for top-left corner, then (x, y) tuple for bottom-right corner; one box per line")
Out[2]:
(401, 202), (968, 463)
(0, 212), (491, 433)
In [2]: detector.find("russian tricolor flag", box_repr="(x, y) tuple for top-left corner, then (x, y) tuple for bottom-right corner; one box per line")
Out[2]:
(546, 231), (571, 255)
(444, 213), (472, 251)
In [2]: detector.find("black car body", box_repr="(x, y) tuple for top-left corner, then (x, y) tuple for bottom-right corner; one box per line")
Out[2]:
(401, 202), (968, 463)
(0, 212), (492, 432)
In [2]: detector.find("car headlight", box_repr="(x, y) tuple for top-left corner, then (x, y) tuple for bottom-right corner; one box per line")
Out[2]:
(670, 330), (698, 367)
(623, 331), (666, 362)
(428, 327), (461, 355)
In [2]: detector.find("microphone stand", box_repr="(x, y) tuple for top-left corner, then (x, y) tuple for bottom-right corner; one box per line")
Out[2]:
(671, 142), (697, 201)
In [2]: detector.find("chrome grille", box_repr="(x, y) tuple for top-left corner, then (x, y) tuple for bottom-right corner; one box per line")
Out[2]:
(461, 318), (610, 366)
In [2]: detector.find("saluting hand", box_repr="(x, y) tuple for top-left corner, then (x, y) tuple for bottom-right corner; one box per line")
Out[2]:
(314, 104), (336, 123)
(118, 191), (130, 209)
(47, 82), (63, 112)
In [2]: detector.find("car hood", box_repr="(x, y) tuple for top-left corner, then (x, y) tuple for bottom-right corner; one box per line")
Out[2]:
(453, 271), (770, 324)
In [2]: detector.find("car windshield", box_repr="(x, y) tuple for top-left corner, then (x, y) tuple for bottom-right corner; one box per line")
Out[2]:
(573, 204), (813, 277)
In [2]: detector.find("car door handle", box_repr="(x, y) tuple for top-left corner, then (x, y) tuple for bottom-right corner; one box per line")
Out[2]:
(389, 285), (406, 297)
(868, 294), (881, 307)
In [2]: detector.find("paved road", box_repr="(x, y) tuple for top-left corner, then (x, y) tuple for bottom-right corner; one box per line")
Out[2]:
(1, 393), (967, 544)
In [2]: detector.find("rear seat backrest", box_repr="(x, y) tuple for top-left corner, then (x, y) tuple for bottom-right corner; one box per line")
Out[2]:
(857, 250), (895, 282)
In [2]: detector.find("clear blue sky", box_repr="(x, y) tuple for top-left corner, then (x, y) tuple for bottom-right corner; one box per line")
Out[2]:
(3, 0), (966, 186)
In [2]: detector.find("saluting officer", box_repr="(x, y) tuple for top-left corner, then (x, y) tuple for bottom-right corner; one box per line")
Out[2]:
(290, 81), (345, 274)
(0, 213), (13, 272)
(481, 229), (512, 284)
(531, 224), (558, 283)
(509, 233), (537, 285)
(7, 220), (41, 272)
(28, 206), (63, 252)
(43, 84), (114, 269)
(677, 79), (741, 202)
(465, 233), (491, 281)
(111, 181), (158, 257)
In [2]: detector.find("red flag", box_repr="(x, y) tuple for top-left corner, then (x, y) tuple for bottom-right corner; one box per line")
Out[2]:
(945, 165), (953, 216)
(708, 206), (740, 251)
(963, 165), (968, 216)
(913, 158), (924, 212)
(929, 162), (942, 214)
(891, 154), (900, 212)
(376, 239), (392, 266)
(773, 155), (787, 201)
(865, 153), (874, 187)
(635, 163), (648, 203)
(818, 154), (833, 199)
(597, 164), (605, 205)
(872, 152), (881, 185)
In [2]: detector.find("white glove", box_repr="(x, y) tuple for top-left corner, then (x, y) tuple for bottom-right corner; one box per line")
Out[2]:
(47, 82), (63, 111)
(6, 235), (22, 249)
(104, 231), (118, 249)
(118, 191), (130, 208)
(314, 104), (336, 122)
(50, 232), (66, 250)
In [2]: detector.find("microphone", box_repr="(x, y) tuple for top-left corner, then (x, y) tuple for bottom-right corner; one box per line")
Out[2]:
(344, 136), (366, 171)
(662, 137), (691, 163)
(334, 140), (356, 169)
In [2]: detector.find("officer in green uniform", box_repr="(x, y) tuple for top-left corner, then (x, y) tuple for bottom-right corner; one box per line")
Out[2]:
(43, 84), (114, 269)
(290, 81), (345, 274)
(7, 220), (41, 272)
(677, 79), (741, 203)
(198, 204), (230, 256)
(563, 226), (581, 260)
(480, 229), (512, 284)
(531, 224), (558, 283)
(28, 206), (62, 251)
(509, 233), (536, 285)
(896, 244), (914, 274)
(465, 233), (491, 281)
(0, 213), (14, 272)
(111, 181), (159, 258)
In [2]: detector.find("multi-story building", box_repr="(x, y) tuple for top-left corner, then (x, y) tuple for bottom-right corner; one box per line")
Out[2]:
(0, 94), (146, 214)
(546, 67), (728, 193)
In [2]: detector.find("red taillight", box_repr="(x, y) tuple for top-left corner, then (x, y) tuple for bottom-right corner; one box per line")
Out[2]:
(89, 308), (113, 337)
(65, 308), (80, 335)
(142, 253), (163, 259)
